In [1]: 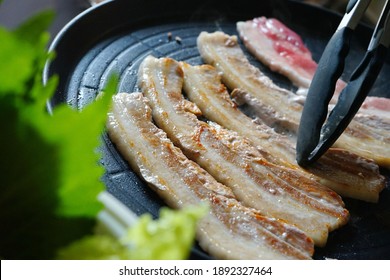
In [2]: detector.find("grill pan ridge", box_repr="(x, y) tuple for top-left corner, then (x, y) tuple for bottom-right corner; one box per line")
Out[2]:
(44, 0), (390, 260)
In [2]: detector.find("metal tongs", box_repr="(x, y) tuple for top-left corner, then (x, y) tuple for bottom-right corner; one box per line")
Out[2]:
(296, 0), (390, 166)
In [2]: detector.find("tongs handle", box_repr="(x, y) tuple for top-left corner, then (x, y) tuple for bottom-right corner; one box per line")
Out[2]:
(296, 27), (352, 166)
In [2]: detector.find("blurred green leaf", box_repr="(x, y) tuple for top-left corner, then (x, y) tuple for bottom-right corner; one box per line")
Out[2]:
(0, 27), (36, 94)
(124, 204), (207, 259)
(58, 205), (208, 260)
(57, 235), (129, 260)
(0, 11), (115, 259)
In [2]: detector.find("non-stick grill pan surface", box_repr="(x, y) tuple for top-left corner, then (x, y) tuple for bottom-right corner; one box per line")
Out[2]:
(44, 0), (390, 259)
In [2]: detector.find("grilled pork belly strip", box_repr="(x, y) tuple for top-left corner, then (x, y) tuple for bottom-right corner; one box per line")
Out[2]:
(197, 31), (390, 168)
(138, 55), (349, 246)
(107, 92), (314, 259)
(180, 62), (385, 202)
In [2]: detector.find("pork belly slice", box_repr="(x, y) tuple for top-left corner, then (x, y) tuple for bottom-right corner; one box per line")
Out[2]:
(138, 55), (349, 246)
(107, 92), (314, 259)
(180, 62), (385, 202)
(197, 31), (390, 168)
(236, 17), (344, 92)
(237, 17), (314, 88)
(236, 17), (390, 116)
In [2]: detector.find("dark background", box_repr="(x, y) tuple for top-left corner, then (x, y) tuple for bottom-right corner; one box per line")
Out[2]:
(0, 0), (89, 37)
(0, 0), (379, 39)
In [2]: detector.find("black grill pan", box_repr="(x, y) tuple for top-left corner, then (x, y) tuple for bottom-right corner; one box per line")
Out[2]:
(44, 0), (390, 260)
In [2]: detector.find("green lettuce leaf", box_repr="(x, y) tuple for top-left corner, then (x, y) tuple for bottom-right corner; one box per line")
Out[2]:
(57, 205), (208, 260)
(57, 235), (129, 260)
(0, 11), (115, 259)
(124, 204), (208, 260)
